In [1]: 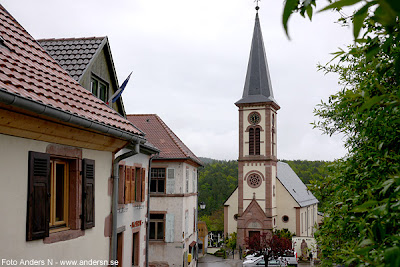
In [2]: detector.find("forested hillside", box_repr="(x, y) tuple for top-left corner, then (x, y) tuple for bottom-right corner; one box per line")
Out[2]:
(197, 157), (329, 231)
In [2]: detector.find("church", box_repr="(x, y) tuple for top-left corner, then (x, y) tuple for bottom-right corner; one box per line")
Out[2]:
(223, 8), (319, 249)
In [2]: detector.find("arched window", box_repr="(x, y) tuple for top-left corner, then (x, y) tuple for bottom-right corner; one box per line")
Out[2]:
(249, 127), (260, 155)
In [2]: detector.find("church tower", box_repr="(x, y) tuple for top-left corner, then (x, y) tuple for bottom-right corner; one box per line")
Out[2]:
(235, 8), (280, 248)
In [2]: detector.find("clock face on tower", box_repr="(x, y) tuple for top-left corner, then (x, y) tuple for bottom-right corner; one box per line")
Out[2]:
(248, 112), (261, 125)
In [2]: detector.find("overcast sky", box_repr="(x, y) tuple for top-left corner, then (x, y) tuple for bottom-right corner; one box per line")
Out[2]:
(2, 0), (353, 161)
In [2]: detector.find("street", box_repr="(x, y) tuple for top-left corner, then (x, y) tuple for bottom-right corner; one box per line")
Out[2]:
(198, 253), (316, 267)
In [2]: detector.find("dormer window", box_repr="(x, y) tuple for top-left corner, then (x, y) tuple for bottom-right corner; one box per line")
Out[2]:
(90, 77), (108, 102)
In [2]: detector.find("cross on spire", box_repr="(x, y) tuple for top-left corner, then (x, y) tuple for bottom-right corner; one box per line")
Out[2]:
(255, 0), (261, 12)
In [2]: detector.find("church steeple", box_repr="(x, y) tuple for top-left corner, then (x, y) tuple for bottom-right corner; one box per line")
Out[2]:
(235, 12), (278, 106)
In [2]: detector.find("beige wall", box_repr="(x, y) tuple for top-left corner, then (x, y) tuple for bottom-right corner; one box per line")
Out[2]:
(275, 178), (298, 234)
(224, 188), (238, 236)
(0, 134), (112, 264)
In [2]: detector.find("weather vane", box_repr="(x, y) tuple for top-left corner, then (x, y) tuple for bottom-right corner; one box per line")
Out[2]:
(255, 0), (261, 11)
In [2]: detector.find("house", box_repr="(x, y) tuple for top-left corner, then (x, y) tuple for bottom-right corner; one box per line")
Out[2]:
(197, 221), (208, 256)
(223, 10), (319, 250)
(38, 35), (160, 267)
(38, 36), (126, 115)
(127, 114), (203, 267)
(0, 5), (157, 267)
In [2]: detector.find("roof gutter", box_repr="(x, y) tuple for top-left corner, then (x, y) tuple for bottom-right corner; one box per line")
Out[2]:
(0, 88), (146, 143)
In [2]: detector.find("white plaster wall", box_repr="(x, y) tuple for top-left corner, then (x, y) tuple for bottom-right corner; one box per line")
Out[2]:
(275, 178), (298, 234)
(149, 161), (198, 267)
(224, 188), (238, 235)
(299, 205), (317, 237)
(116, 149), (150, 267)
(0, 134), (112, 264)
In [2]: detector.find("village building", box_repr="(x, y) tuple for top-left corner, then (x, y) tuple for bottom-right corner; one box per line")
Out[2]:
(38, 36), (160, 267)
(127, 114), (202, 267)
(37, 36), (126, 115)
(0, 5), (158, 267)
(223, 10), (319, 251)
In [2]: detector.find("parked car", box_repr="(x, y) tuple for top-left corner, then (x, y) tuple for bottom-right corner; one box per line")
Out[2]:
(243, 257), (287, 266)
(279, 250), (298, 267)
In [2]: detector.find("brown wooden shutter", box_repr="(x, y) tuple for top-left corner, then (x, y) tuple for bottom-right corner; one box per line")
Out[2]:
(26, 151), (50, 241)
(135, 168), (141, 202)
(82, 158), (95, 229)
(125, 166), (131, 204)
(118, 165), (125, 204)
(131, 167), (137, 203)
(141, 168), (146, 202)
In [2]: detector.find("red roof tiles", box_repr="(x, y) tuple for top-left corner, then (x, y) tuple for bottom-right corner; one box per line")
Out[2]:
(0, 5), (142, 136)
(127, 114), (202, 165)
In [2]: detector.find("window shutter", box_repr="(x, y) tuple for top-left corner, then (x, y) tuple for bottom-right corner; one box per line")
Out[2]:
(125, 166), (131, 204)
(166, 168), (175, 194)
(165, 213), (175, 243)
(141, 169), (146, 202)
(131, 167), (138, 203)
(82, 158), (95, 229)
(26, 151), (50, 241)
(118, 165), (125, 204)
(135, 168), (141, 202)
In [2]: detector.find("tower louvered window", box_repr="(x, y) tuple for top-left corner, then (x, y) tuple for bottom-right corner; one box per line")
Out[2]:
(249, 127), (260, 155)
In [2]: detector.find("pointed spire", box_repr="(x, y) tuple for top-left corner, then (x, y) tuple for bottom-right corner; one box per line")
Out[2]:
(236, 13), (278, 106)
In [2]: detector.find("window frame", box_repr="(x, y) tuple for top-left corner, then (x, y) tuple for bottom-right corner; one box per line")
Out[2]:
(149, 213), (165, 241)
(49, 159), (69, 231)
(150, 168), (166, 194)
(90, 75), (109, 102)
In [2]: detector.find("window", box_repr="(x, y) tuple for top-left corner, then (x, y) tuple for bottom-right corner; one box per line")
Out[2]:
(249, 127), (260, 155)
(132, 232), (139, 266)
(192, 170), (196, 193)
(50, 159), (69, 230)
(282, 215), (289, 223)
(26, 151), (95, 241)
(150, 168), (165, 193)
(90, 76), (108, 102)
(186, 168), (189, 193)
(185, 210), (189, 238)
(149, 214), (164, 240)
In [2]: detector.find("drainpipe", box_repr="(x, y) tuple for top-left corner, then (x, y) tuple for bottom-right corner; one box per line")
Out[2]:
(111, 143), (140, 266)
(145, 154), (158, 267)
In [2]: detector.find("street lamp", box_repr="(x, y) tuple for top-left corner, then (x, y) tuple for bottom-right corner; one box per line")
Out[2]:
(199, 202), (206, 210)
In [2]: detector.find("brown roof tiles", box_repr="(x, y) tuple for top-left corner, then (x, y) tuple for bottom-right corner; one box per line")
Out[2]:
(127, 114), (202, 166)
(0, 5), (142, 136)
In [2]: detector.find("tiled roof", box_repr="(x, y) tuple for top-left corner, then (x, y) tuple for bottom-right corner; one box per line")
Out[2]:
(277, 162), (319, 207)
(0, 5), (142, 136)
(37, 37), (105, 81)
(127, 114), (202, 166)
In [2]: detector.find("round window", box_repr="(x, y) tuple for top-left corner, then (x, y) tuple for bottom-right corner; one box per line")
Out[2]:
(247, 173), (262, 188)
(282, 215), (289, 223)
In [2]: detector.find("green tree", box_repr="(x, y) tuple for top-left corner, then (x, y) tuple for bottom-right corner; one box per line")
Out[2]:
(282, 0), (400, 266)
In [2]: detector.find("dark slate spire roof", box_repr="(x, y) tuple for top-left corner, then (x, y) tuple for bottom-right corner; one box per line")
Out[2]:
(236, 13), (278, 106)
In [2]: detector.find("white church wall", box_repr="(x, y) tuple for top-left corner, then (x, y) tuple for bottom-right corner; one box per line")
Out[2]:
(276, 178), (298, 234)
(224, 188), (238, 236)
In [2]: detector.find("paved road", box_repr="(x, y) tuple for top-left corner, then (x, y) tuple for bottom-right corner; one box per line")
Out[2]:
(198, 254), (242, 267)
(198, 254), (315, 267)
